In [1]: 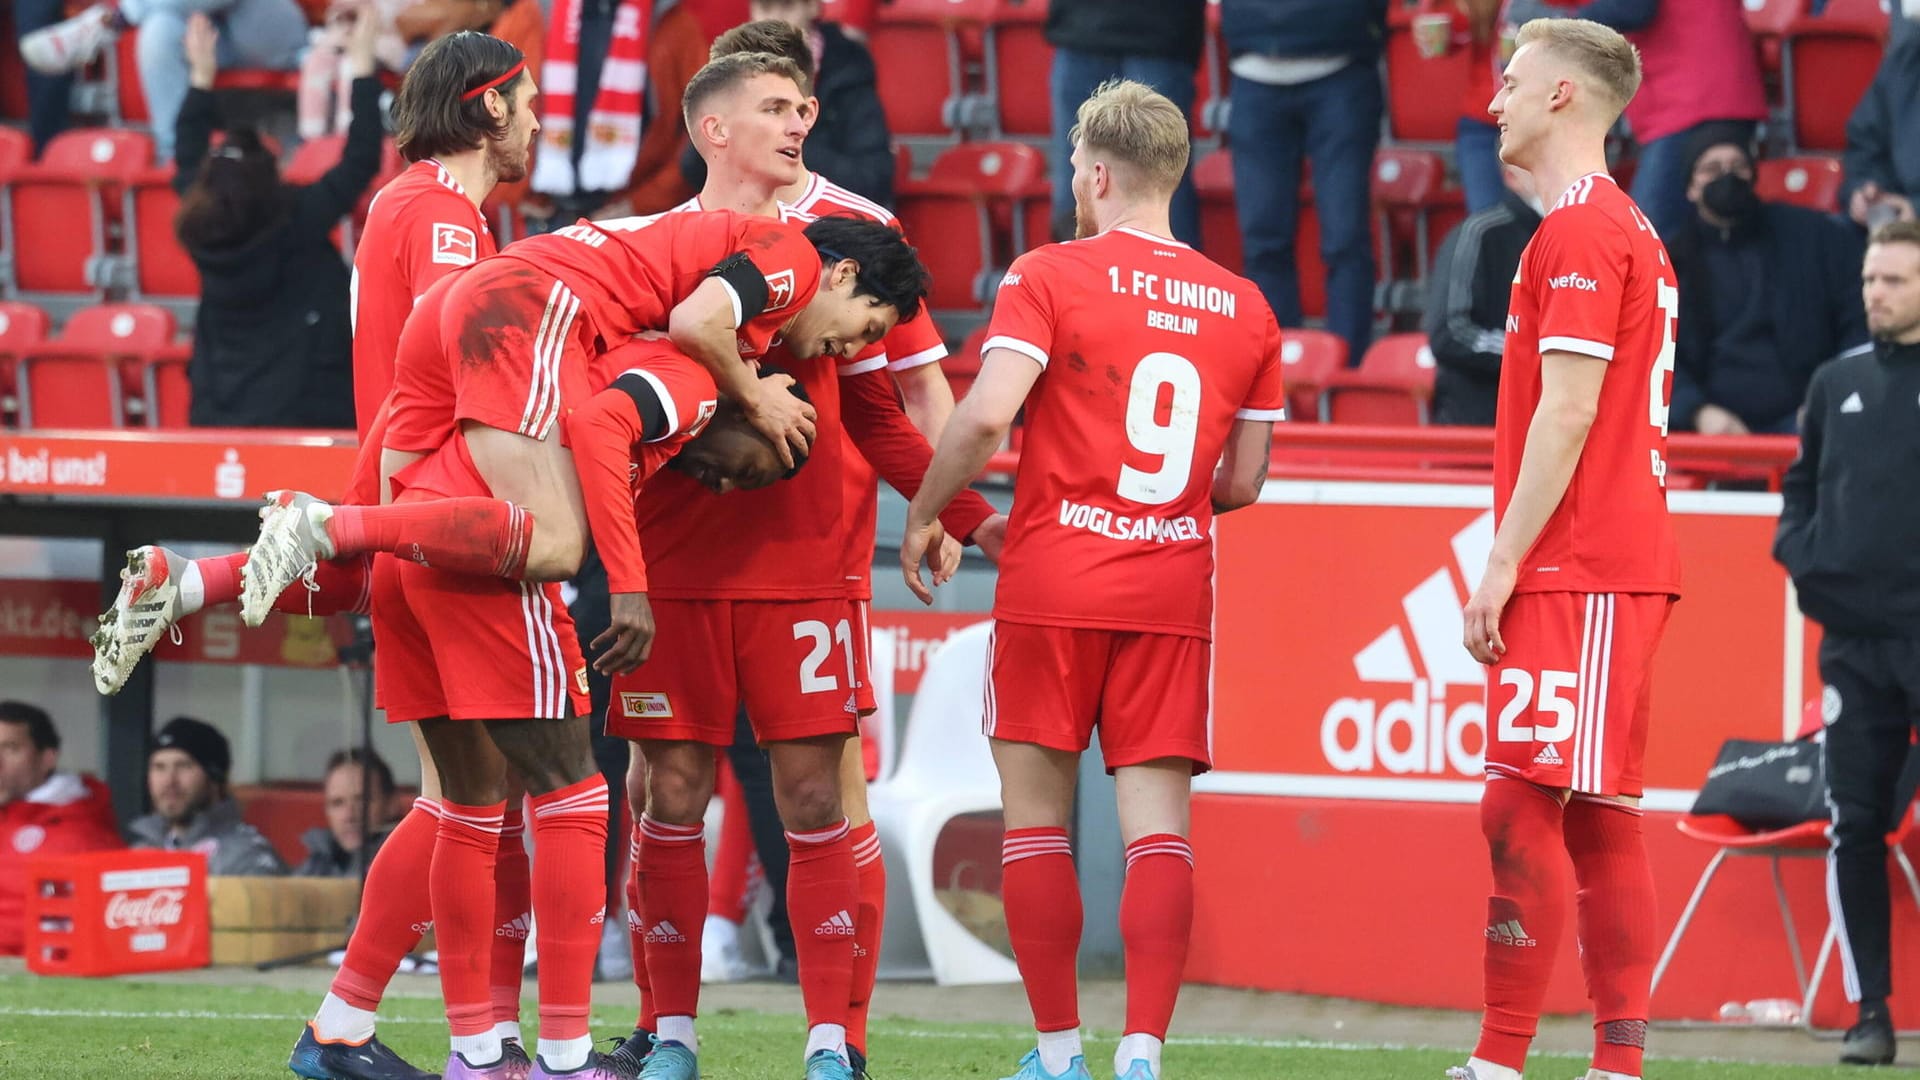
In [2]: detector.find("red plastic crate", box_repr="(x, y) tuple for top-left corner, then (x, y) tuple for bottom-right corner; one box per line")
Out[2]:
(26, 849), (210, 977)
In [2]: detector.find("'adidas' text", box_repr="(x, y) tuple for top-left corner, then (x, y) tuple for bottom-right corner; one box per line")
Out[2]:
(814, 910), (857, 938)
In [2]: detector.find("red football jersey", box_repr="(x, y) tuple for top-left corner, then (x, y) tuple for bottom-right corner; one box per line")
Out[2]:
(785, 174), (952, 601)
(985, 228), (1286, 639)
(350, 159), (495, 439)
(1496, 173), (1682, 597)
(496, 209), (820, 362)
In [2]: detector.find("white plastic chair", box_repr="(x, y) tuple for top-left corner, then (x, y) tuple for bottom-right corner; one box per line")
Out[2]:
(866, 625), (899, 783)
(866, 620), (1020, 985)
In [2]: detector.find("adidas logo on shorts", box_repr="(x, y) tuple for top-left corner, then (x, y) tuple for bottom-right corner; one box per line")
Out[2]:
(814, 909), (857, 937)
(1533, 743), (1564, 766)
(495, 914), (532, 940)
(645, 920), (688, 944)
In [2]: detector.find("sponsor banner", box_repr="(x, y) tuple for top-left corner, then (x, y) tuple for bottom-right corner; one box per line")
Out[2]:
(0, 431), (357, 501)
(1209, 482), (1803, 801)
(865, 610), (988, 694)
(0, 579), (354, 668)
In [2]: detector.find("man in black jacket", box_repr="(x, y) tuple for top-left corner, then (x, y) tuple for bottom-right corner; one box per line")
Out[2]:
(1422, 165), (1542, 426)
(682, 1), (895, 206)
(1045, 0), (1205, 245)
(1772, 220), (1920, 1067)
(1844, 17), (1920, 229)
(1671, 132), (1869, 436)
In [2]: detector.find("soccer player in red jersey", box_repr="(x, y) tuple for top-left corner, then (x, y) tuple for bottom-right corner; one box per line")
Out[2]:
(1450, 20), (1680, 1080)
(902, 80), (1283, 1080)
(599, 35), (996, 1080)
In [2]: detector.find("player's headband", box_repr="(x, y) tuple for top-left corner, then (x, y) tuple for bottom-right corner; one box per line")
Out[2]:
(815, 246), (901, 311)
(461, 61), (526, 101)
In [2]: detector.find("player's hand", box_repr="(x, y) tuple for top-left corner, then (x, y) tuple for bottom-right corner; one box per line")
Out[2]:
(900, 515), (944, 605)
(593, 591), (655, 675)
(969, 513), (1009, 563)
(1693, 403), (1749, 437)
(343, 1), (380, 77)
(935, 532), (963, 585)
(746, 380), (817, 470)
(1462, 559), (1517, 665)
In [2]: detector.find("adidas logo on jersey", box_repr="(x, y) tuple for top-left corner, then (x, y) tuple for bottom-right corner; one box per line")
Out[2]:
(1533, 743), (1564, 766)
(1841, 391), (1864, 414)
(495, 914), (532, 940)
(814, 910), (857, 937)
(645, 921), (688, 944)
(1485, 918), (1538, 948)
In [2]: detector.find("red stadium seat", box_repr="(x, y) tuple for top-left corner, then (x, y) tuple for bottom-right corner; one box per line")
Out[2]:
(0, 126), (33, 295)
(1193, 147), (1241, 275)
(143, 350), (193, 428)
(62, 303), (176, 354)
(3, 129), (152, 299)
(18, 303), (178, 429)
(1785, 0), (1890, 151)
(1372, 147), (1446, 290)
(1756, 155), (1844, 212)
(1278, 328), (1347, 423)
(126, 166), (200, 301)
(983, 0), (1051, 137)
(893, 141), (1047, 312)
(946, 326), (989, 402)
(1321, 332), (1436, 425)
(870, 0), (995, 138)
(0, 300), (51, 425)
(1383, 18), (1477, 143)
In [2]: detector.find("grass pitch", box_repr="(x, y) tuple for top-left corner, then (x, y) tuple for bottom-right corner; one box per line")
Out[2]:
(0, 973), (1895, 1079)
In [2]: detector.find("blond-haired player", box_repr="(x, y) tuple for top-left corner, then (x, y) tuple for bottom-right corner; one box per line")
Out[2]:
(1451, 19), (1679, 1080)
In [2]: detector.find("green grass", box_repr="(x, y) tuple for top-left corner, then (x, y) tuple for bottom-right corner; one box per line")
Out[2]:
(0, 974), (1885, 1079)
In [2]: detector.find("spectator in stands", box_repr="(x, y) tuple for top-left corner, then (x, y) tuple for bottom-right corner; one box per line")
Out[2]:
(1043, 0), (1205, 244)
(1422, 164), (1542, 425)
(677, 1), (893, 208)
(1842, 29), (1920, 231)
(0, 701), (124, 957)
(1670, 131), (1870, 436)
(524, 0), (703, 223)
(16, 0), (77, 153)
(20, 0), (309, 161)
(130, 716), (285, 875)
(1223, 0), (1386, 361)
(1499, 0), (1767, 238)
(295, 749), (399, 878)
(173, 9), (379, 429)
(1449, 0), (1506, 214)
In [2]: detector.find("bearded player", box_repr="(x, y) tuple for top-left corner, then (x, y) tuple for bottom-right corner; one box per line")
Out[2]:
(903, 80), (1282, 1080)
(1451, 19), (1680, 1080)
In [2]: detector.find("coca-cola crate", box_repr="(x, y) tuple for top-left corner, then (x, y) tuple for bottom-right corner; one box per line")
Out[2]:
(25, 849), (210, 976)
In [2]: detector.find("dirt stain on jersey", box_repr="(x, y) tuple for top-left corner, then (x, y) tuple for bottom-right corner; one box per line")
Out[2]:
(457, 266), (552, 369)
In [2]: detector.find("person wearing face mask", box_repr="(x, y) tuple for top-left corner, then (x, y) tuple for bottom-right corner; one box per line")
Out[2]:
(1422, 163), (1544, 425)
(1669, 130), (1870, 436)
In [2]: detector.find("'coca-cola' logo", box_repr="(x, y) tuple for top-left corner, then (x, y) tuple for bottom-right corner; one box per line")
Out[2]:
(104, 889), (186, 930)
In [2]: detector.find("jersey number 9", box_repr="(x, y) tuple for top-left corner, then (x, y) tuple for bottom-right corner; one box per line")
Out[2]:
(1118, 352), (1203, 506)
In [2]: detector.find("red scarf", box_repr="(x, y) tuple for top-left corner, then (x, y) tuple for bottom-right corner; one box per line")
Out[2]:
(532, 0), (651, 195)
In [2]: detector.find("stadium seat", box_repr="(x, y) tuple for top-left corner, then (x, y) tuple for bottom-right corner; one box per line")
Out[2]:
(1371, 148), (1450, 306)
(1744, 0), (1806, 91)
(1756, 155), (1844, 213)
(1785, 0), (1889, 151)
(2, 129), (152, 299)
(893, 141), (1047, 312)
(1193, 147), (1241, 274)
(142, 350), (193, 428)
(865, 620), (1022, 985)
(0, 127), (32, 295)
(870, 0), (995, 138)
(983, 0), (1050, 138)
(1278, 328), (1348, 423)
(1383, 13), (1478, 143)
(16, 303), (178, 428)
(1651, 805), (1920, 1028)
(946, 326), (988, 403)
(0, 300), (51, 425)
(126, 165), (200, 301)
(1320, 333), (1436, 424)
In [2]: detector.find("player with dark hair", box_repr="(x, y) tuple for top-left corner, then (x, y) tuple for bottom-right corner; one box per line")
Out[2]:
(1453, 18), (1678, 1080)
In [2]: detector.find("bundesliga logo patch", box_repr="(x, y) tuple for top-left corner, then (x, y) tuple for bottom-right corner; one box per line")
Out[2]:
(765, 269), (796, 310)
(431, 223), (477, 266)
(620, 691), (672, 718)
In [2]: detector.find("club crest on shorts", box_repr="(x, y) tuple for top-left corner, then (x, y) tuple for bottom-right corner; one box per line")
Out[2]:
(575, 666), (590, 696)
(620, 691), (672, 718)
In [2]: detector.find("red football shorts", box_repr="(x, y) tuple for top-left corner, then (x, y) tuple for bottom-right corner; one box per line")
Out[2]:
(371, 556), (590, 725)
(984, 620), (1213, 774)
(850, 600), (878, 717)
(1483, 591), (1675, 798)
(385, 259), (597, 453)
(605, 598), (861, 745)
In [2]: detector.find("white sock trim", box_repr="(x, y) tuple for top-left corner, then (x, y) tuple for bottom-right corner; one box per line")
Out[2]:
(1466, 1057), (1523, 1080)
(310, 992), (376, 1044)
(1114, 1032), (1163, 1076)
(492, 1020), (521, 1044)
(804, 1022), (847, 1064)
(176, 556), (206, 615)
(656, 1015), (698, 1053)
(537, 1034), (592, 1072)
(449, 1031), (502, 1065)
(1036, 1028), (1083, 1076)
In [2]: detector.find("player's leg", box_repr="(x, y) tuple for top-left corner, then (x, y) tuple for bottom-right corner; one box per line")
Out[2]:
(621, 745), (659, 1057)
(635, 738), (719, 1071)
(767, 734), (863, 1075)
(982, 621), (1104, 1080)
(838, 738), (885, 1069)
(1561, 594), (1675, 1080)
(490, 774), (533, 1057)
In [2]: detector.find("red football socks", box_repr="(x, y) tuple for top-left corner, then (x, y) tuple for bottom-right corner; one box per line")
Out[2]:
(785, 820), (859, 1029)
(709, 765), (754, 926)
(526, 777), (612, 1043)
(638, 815), (708, 1021)
(193, 551), (373, 616)
(1473, 778), (1570, 1072)
(327, 499), (534, 579)
(432, 800), (506, 1039)
(624, 831), (658, 1032)
(1120, 833), (1194, 1040)
(1002, 827), (1082, 1033)
(848, 820), (887, 1053)
(329, 797), (441, 1012)
(1565, 795), (1657, 1077)
(191, 552), (248, 609)
(490, 805), (532, 1027)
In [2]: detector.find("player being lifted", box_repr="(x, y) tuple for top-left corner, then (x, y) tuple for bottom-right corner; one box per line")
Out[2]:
(1452, 19), (1680, 1080)
(902, 80), (1283, 1080)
